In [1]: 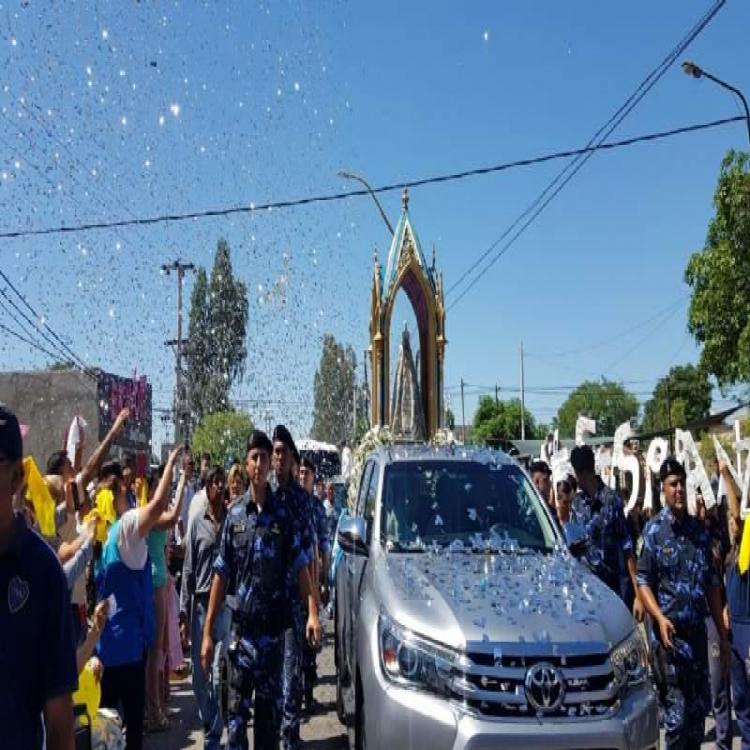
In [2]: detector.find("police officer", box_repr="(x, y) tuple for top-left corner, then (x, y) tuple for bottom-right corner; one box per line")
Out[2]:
(637, 457), (729, 750)
(0, 405), (78, 750)
(201, 430), (320, 750)
(298, 456), (330, 714)
(569, 444), (643, 617)
(272, 425), (319, 750)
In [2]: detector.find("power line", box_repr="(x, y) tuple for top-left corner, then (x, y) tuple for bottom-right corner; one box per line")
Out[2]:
(446, 1), (727, 310)
(0, 267), (94, 378)
(0, 284), (83, 368)
(0, 115), (741, 242)
(0, 321), (68, 362)
(0, 292), (52, 352)
(603, 299), (687, 373)
(525, 295), (689, 359)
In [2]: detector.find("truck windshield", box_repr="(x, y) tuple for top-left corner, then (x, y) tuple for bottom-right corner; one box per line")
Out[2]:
(380, 461), (558, 552)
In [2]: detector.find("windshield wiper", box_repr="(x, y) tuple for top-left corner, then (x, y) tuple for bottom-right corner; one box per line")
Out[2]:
(385, 539), (427, 553)
(467, 542), (551, 554)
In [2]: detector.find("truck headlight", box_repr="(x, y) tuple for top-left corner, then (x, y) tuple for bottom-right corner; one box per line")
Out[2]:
(610, 629), (648, 691)
(379, 613), (456, 696)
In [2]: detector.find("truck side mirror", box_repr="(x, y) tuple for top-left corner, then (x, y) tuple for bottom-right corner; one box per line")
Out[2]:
(338, 516), (369, 557)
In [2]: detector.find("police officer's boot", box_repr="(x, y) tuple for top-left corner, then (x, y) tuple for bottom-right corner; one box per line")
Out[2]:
(303, 684), (315, 715)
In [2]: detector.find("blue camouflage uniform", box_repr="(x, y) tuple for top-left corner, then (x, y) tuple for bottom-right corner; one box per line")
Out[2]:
(302, 495), (332, 707)
(637, 506), (718, 750)
(570, 478), (633, 596)
(213, 491), (307, 750)
(277, 481), (316, 750)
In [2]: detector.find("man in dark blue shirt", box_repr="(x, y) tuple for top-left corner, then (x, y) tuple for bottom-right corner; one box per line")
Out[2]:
(272, 425), (320, 750)
(0, 404), (78, 750)
(570, 444), (642, 617)
(201, 430), (319, 750)
(638, 457), (729, 750)
(298, 456), (331, 714)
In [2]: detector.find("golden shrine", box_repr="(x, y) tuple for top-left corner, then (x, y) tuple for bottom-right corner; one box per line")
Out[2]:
(369, 188), (447, 439)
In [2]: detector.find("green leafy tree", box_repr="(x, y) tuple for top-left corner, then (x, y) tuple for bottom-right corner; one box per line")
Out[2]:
(472, 395), (538, 445)
(186, 240), (248, 420)
(686, 151), (750, 387)
(311, 334), (356, 445)
(187, 268), (210, 419)
(191, 410), (254, 465)
(555, 380), (638, 438)
(47, 360), (76, 371)
(642, 364), (712, 433)
(445, 408), (456, 431)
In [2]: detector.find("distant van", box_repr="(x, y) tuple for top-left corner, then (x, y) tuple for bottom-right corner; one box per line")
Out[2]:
(298, 438), (341, 479)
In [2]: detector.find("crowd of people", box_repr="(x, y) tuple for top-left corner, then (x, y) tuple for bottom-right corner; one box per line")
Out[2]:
(0, 405), (341, 750)
(5, 394), (750, 750)
(529, 444), (749, 750)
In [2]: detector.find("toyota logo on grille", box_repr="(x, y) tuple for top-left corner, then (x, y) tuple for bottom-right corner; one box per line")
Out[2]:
(524, 662), (565, 713)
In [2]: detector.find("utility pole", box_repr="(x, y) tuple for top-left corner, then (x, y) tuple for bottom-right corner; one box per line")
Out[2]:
(162, 259), (195, 445)
(520, 341), (526, 440)
(495, 384), (499, 407)
(460, 378), (467, 445)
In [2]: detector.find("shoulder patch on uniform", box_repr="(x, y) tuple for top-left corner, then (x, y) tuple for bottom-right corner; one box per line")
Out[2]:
(8, 575), (29, 614)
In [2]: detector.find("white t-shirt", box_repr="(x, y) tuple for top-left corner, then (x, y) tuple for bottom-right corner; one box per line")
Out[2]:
(117, 508), (148, 570)
(187, 488), (208, 525)
(178, 480), (201, 541)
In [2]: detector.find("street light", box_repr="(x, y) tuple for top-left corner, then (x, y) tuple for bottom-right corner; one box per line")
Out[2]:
(682, 60), (750, 148)
(338, 170), (394, 235)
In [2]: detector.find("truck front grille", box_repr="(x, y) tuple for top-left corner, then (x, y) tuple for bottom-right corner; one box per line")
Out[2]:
(449, 650), (620, 719)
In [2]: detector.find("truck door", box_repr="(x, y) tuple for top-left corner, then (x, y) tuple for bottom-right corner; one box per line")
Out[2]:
(350, 458), (378, 664)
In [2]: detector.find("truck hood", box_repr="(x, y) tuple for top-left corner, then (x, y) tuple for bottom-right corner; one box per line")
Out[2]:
(372, 548), (633, 654)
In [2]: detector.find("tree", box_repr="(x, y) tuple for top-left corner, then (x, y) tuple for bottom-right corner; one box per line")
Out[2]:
(186, 268), (210, 419)
(445, 408), (456, 431)
(47, 360), (76, 371)
(191, 410), (254, 466)
(311, 334), (356, 445)
(186, 239), (248, 420)
(685, 150), (750, 388)
(555, 380), (638, 438)
(472, 395), (538, 445)
(642, 364), (712, 434)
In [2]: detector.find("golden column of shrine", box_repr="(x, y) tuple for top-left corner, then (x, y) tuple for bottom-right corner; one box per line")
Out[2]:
(369, 188), (447, 439)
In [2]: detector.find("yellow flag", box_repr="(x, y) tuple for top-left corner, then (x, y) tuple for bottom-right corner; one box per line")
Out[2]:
(23, 457), (57, 538)
(135, 477), (148, 508)
(85, 488), (115, 543)
(73, 660), (101, 719)
(739, 517), (750, 574)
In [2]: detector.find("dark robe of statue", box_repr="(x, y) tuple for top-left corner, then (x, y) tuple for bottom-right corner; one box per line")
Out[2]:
(391, 324), (426, 441)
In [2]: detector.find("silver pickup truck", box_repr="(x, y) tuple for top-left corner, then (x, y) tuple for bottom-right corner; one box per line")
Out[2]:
(334, 444), (658, 750)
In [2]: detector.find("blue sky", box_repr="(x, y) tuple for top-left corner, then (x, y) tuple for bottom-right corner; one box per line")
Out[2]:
(1, 1), (748, 450)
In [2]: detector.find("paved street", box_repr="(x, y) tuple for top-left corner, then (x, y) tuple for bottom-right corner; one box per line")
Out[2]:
(145, 620), (347, 750)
